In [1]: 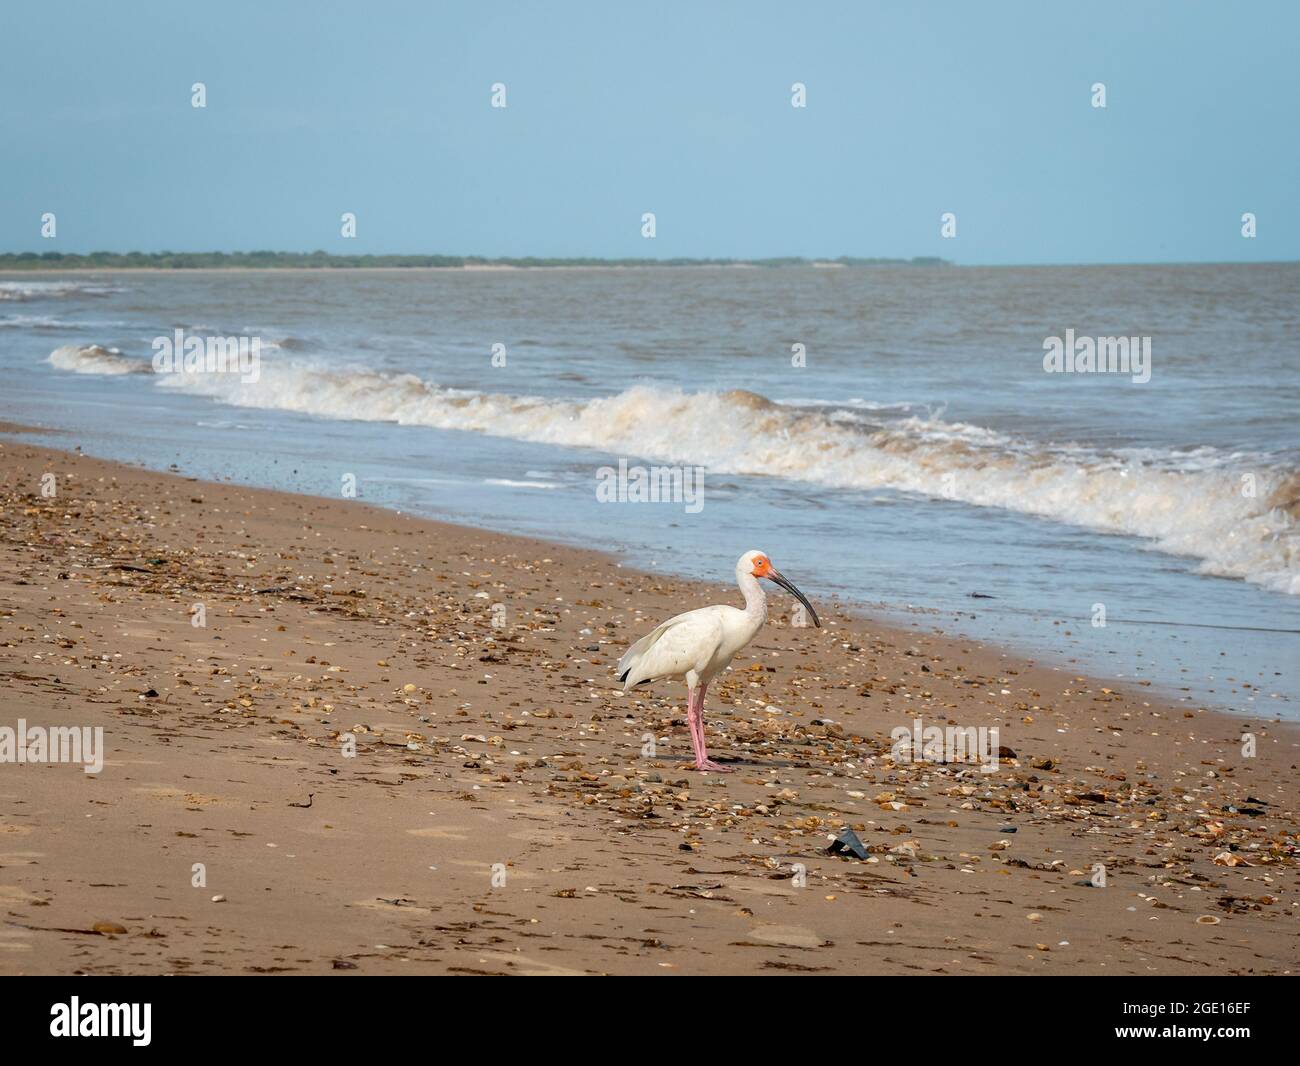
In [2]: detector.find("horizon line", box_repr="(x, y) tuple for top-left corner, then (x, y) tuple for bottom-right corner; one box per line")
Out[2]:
(1, 250), (1297, 270)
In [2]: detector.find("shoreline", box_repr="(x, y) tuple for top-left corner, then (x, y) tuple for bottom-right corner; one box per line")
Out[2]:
(1, 434), (1296, 974)
(2, 422), (1287, 725)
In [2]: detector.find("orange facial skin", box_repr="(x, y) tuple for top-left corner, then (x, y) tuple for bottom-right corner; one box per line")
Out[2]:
(751, 555), (773, 578)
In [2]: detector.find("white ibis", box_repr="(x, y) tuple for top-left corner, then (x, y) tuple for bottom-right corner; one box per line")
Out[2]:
(617, 550), (821, 772)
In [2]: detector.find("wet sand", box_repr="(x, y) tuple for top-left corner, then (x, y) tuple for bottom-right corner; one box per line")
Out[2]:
(0, 431), (1296, 975)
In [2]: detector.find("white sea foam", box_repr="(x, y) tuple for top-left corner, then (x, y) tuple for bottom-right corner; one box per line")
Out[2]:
(485, 478), (562, 489)
(49, 348), (1300, 594)
(2, 314), (126, 329)
(1, 314), (69, 329)
(0, 281), (125, 301)
(47, 344), (149, 375)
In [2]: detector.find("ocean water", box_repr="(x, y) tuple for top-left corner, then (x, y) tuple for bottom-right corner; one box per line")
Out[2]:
(2, 265), (1297, 717)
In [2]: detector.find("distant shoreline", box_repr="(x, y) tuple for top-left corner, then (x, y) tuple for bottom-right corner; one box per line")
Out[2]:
(0, 252), (949, 272)
(4, 255), (1296, 273)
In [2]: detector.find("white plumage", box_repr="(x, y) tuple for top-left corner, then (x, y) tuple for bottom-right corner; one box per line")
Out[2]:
(618, 549), (820, 772)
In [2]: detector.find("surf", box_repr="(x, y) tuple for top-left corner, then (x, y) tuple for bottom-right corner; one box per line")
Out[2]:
(46, 344), (1300, 595)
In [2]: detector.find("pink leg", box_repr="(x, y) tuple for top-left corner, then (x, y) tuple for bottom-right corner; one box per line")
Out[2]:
(687, 682), (731, 773)
(685, 686), (705, 765)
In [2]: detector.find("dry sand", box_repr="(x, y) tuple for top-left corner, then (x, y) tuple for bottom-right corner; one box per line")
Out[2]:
(0, 431), (1296, 975)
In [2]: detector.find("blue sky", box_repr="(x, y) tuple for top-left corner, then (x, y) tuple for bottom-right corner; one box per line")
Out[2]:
(1, 1), (1296, 264)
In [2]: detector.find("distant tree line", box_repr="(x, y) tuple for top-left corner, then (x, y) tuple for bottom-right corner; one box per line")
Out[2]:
(0, 250), (949, 270)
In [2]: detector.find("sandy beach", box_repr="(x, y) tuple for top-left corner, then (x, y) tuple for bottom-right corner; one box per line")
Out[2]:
(0, 428), (1293, 975)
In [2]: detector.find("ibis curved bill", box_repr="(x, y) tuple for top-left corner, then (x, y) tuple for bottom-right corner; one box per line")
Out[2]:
(617, 550), (821, 772)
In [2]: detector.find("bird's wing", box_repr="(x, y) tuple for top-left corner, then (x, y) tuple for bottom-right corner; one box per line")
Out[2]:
(619, 607), (724, 688)
(618, 610), (696, 677)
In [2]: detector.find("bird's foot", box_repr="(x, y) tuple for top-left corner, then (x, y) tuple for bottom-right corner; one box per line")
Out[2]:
(693, 758), (734, 773)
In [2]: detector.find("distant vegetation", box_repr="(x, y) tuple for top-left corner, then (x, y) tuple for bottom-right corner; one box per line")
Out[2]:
(0, 250), (949, 270)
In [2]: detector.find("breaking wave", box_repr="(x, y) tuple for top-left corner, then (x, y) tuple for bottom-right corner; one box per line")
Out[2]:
(47, 347), (1300, 594)
(0, 281), (125, 302)
(2, 314), (126, 330)
(47, 344), (151, 375)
